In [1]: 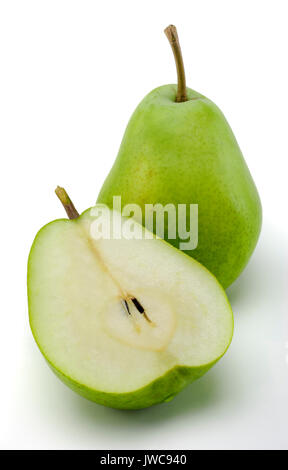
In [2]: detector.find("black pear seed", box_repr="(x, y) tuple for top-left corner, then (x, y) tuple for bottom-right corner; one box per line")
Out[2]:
(131, 297), (145, 314)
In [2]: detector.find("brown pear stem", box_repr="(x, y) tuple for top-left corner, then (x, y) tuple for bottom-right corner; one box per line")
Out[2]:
(55, 186), (79, 219)
(164, 25), (187, 103)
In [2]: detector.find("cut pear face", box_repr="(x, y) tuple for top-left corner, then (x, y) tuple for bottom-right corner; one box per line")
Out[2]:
(28, 207), (233, 409)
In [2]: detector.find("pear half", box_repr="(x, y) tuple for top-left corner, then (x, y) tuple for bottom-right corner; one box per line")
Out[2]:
(28, 194), (233, 409)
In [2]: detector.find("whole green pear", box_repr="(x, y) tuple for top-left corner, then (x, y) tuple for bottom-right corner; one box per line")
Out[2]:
(97, 26), (262, 288)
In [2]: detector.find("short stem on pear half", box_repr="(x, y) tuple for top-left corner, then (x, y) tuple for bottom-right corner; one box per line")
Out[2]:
(55, 186), (79, 220)
(164, 24), (187, 103)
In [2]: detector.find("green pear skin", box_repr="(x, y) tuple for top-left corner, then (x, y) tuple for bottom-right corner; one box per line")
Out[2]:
(47, 351), (215, 409)
(98, 85), (262, 288)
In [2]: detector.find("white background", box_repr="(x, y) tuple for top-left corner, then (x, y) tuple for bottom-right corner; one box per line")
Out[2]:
(0, 0), (287, 450)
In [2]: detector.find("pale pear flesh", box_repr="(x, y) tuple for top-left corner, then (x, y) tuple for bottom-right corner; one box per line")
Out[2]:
(28, 208), (233, 408)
